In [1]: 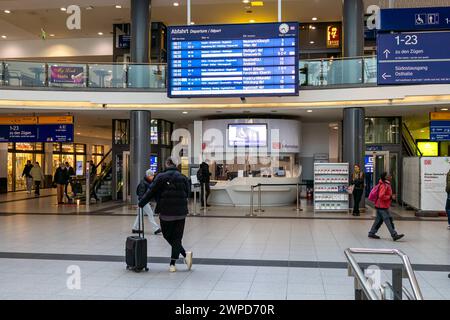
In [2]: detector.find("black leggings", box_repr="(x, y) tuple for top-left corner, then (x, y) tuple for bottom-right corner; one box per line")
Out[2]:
(353, 188), (363, 213)
(160, 218), (186, 265)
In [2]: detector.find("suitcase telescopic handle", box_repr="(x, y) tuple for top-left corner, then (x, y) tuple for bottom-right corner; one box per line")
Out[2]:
(139, 207), (144, 238)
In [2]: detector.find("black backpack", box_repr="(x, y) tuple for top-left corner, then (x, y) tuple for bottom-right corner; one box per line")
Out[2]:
(136, 181), (147, 198)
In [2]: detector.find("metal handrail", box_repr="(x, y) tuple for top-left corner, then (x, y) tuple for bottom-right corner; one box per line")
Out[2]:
(402, 123), (422, 156)
(344, 248), (423, 300)
(382, 282), (415, 301)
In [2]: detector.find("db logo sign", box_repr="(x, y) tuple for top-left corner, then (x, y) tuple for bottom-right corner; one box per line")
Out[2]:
(424, 160), (432, 165)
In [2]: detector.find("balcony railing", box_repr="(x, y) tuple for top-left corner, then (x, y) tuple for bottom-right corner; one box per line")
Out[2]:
(0, 56), (377, 90)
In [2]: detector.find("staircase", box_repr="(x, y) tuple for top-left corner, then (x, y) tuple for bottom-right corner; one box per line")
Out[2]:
(402, 123), (422, 157)
(95, 171), (113, 202)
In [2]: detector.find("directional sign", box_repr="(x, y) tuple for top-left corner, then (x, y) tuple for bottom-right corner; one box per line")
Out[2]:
(0, 125), (38, 142)
(377, 31), (450, 85)
(37, 124), (74, 142)
(380, 7), (450, 31)
(430, 121), (450, 141)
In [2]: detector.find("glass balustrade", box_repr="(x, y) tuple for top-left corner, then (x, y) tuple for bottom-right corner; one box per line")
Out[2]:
(0, 58), (376, 90)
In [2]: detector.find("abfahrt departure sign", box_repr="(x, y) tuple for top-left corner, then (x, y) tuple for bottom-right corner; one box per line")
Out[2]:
(167, 22), (299, 98)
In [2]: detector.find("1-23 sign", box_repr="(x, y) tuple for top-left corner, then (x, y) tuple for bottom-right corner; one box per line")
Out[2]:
(395, 34), (418, 46)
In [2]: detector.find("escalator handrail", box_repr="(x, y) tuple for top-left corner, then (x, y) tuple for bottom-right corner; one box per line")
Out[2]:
(402, 123), (422, 157)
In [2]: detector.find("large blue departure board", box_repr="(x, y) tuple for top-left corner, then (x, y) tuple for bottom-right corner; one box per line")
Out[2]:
(167, 22), (299, 98)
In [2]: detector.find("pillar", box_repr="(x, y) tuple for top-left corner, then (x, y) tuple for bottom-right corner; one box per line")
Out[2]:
(130, 111), (151, 204)
(44, 143), (53, 187)
(343, 108), (365, 209)
(343, 0), (364, 84)
(343, 0), (364, 58)
(0, 143), (8, 193)
(130, 0), (151, 88)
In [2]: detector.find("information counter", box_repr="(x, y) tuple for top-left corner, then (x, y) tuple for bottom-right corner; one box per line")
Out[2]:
(209, 177), (300, 207)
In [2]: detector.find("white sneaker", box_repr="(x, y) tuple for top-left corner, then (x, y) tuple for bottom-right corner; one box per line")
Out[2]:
(169, 265), (177, 273)
(185, 251), (193, 271)
(447, 225), (450, 230)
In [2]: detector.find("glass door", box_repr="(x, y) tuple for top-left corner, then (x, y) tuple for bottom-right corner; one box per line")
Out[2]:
(15, 153), (34, 191)
(365, 151), (390, 194)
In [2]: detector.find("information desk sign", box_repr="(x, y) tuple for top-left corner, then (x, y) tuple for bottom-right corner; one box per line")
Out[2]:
(380, 7), (450, 32)
(377, 31), (450, 85)
(167, 22), (299, 98)
(430, 113), (450, 141)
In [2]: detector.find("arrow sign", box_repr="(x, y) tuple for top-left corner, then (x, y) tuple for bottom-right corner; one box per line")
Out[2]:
(382, 73), (391, 80)
(383, 49), (390, 59)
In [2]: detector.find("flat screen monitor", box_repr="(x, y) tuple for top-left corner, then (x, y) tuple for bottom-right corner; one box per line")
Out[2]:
(150, 155), (158, 173)
(228, 123), (267, 147)
(167, 22), (299, 98)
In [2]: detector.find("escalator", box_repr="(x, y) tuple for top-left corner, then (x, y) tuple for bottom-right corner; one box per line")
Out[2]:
(402, 122), (422, 157)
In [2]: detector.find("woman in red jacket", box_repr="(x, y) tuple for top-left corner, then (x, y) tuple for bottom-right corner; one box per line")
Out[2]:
(368, 172), (404, 241)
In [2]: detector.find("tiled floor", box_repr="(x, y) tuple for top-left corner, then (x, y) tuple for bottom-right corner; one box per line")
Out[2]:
(0, 193), (449, 300)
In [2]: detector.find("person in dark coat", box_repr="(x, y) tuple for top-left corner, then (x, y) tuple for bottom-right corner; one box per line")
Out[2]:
(22, 160), (34, 194)
(139, 157), (192, 273)
(197, 160), (211, 207)
(53, 163), (67, 204)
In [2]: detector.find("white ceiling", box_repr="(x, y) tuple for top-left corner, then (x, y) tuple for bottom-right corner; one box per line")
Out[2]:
(1, 0), (448, 41)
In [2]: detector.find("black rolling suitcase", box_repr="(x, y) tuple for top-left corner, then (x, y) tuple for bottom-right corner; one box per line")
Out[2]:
(125, 207), (148, 272)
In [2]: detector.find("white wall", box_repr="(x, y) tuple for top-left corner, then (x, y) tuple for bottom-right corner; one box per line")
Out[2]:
(300, 123), (330, 157)
(0, 37), (113, 59)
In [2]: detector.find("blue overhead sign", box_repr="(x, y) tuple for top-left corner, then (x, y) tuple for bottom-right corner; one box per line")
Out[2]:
(380, 7), (450, 31)
(377, 31), (450, 85)
(37, 124), (74, 142)
(0, 124), (73, 142)
(430, 121), (450, 141)
(167, 22), (299, 98)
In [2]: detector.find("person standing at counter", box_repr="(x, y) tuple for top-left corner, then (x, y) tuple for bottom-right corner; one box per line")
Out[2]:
(350, 164), (365, 216)
(197, 160), (211, 207)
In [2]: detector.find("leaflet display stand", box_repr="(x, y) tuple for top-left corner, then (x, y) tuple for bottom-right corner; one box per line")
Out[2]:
(314, 162), (349, 213)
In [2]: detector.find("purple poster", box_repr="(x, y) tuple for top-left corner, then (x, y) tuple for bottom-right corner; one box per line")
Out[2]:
(50, 66), (84, 84)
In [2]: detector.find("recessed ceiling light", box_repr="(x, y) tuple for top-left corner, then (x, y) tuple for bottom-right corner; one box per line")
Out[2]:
(249, 19), (255, 23)
(251, 1), (264, 6)
(4, 10), (11, 14)
(420, 130), (425, 133)
(309, 41), (315, 44)
(307, 110), (313, 113)
(190, 22), (195, 25)
(49, 34), (55, 37)
(312, 17), (318, 21)
(98, 32), (103, 35)
(242, 0), (250, 3)
(333, 127), (338, 130)
(173, 2), (179, 6)
(1, 35), (7, 39)
(441, 108), (448, 111)
(60, 7), (67, 11)
(182, 111), (188, 114)
(76, 132), (81, 135)
(115, 5), (122, 9)
(309, 25), (316, 30)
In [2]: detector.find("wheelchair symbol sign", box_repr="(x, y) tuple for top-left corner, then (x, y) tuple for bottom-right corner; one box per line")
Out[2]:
(415, 14), (426, 25)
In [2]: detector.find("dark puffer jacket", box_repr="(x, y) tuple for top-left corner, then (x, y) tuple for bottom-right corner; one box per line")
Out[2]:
(138, 166), (190, 217)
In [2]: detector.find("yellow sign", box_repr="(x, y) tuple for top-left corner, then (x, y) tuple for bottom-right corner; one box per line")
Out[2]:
(417, 141), (438, 156)
(430, 112), (450, 120)
(38, 116), (74, 124)
(327, 25), (340, 48)
(0, 117), (37, 125)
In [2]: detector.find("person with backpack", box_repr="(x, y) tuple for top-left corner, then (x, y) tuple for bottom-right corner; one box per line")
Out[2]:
(22, 160), (34, 194)
(197, 160), (211, 207)
(368, 172), (404, 241)
(139, 157), (192, 273)
(132, 169), (162, 235)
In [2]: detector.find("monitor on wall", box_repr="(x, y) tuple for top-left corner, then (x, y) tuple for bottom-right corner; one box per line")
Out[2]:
(228, 123), (267, 147)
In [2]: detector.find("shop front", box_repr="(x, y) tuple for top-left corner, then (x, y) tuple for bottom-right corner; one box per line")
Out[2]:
(7, 143), (45, 192)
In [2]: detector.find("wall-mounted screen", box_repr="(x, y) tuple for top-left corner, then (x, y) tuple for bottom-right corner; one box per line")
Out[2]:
(167, 22), (299, 98)
(228, 124), (267, 147)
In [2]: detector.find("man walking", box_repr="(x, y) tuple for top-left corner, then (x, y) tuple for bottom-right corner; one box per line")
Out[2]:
(368, 172), (404, 241)
(139, 157), (192, 273)
(22, 160), (34, 194)
(132, 169), (162, 235)
(30, 162), (44, 196)
(54, 163), (67, 205)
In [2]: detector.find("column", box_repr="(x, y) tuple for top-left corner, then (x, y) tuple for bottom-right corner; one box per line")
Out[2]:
(343, 0), (364, 83)
(0, 143), (8, 193)
(130, 111), (151, 204)
(343, 0), (364, 57)
(343, 108), (365, 209)
(130, 0), (151, 87)
(44, 143), (53, 185)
